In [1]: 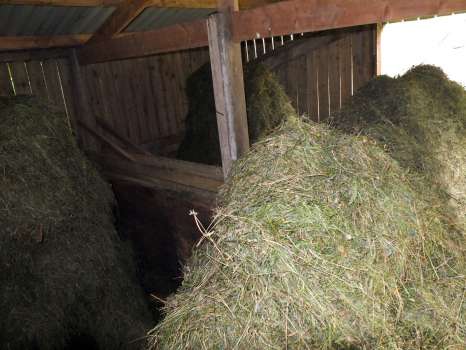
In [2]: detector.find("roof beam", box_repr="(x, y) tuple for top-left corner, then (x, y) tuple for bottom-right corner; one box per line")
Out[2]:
(0, 34), (90, 51)
(78, 19), (207, 64)
(87, 0), (275, 44)
(232, 0), (466, 41)
(0, 1), (121, 6)
(78, 0), (466, 65)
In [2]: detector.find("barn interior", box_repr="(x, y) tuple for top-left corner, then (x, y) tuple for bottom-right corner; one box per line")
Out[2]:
(1, 0), (465, 348)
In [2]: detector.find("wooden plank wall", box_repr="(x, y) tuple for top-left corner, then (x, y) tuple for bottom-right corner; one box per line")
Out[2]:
(0, 56), (75, 123)
(259, 25), (377, 121)
(79, 48), (210, 154)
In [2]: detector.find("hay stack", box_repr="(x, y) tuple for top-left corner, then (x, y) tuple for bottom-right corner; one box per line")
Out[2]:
(149, 113), (465, 348)
(0, 97), (152, 349)
(177, 63), (294, 165)
(333, 65), (466, 230)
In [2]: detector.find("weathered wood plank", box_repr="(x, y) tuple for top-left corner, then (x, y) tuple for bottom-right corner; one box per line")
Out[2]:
(306, 50), (318, 120)
(208, 11), (249, 178)
(339, 35), (352, 103)
(0, 62), (13, 96)
(328, 40), (340, 115)
(0, 35), (90, 51)
(56, 58), (78, 135)
(78, 20), (208, 65)
(26, 61), (48, 101)
(233, 0), (466, 41)
(9, 61), (31, 95)
(317, 45), (329, 121)
(42, 59), (65, 108)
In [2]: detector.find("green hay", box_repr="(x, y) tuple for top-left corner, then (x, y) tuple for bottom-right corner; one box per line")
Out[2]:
(0, 96), (152, 349)
(332, 65), (466, 230)
(149, 114), (465, 349)
(177, 63), (294, 165)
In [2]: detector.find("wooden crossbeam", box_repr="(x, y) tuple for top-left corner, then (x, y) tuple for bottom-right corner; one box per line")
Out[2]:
(78, 19), (207, 63)
(232, 0), (466, 41)
(0, 34), (90, 51)
(87, 0), (276, 44)
(0, 0), (120, 5)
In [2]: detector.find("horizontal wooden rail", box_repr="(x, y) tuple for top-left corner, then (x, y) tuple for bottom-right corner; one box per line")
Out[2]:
(232, 0), (466, 41)
(89, 151), (223, 199)
(78, 19), (208, 64)
(0, 35), (90, 52)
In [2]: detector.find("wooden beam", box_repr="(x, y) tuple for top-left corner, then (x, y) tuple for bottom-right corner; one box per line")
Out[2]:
(208, 6), (249, 178)
(232, 0), (466, 41)
(0, 0), (120, 5)
(88, 0), (147, 44)
(87, 0), (280, 44)
(0, 48), (69, 62)
(78, 19), (207, 64)
(0, 35), (90, 51)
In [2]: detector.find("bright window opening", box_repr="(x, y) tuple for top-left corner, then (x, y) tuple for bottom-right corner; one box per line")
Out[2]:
(381, 13), (466, 87)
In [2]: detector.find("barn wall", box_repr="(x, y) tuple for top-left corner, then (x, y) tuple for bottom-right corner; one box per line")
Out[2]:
(258, 25), (378, 121)
(79, 48), (210, 155)
(0, 52), (76, 130)
(0, 25), (376, 157)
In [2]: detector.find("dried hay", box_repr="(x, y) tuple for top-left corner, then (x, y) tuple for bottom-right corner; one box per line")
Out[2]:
(332, 65), (466, 231)
(177, 63), (294, 165)
(0, 96), (152, 349)
(149, 113), (465, 349)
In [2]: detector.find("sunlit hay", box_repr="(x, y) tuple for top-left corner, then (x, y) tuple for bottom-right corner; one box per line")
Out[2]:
(333, 65), (466, 231)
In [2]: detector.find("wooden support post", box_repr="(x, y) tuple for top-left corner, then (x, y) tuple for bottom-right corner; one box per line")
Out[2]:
(374, 23), (383, 76)
(207, 7), (249, 178)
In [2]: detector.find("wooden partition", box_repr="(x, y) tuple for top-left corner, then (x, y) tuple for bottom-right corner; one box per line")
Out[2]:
(0, 50), (76, 129)
(79, 48), (210, 154)
(258, 25), (378, 121)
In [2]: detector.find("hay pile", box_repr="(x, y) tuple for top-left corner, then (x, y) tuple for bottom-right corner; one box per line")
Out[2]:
(149, 77), (465, 349)
(0, 96), (152, 349)
(333, 65), (466, 230)
(177, 63), (294, 165)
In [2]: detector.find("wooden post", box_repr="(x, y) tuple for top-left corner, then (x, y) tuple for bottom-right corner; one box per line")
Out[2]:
(207, 3), (249, 178)
(374, 23), (383, 76)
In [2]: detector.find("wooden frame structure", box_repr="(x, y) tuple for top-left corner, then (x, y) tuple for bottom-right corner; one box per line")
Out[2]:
(2, 0), (466, 186)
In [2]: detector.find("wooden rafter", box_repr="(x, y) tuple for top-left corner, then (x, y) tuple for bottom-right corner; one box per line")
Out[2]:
(0, 34), (90, 51)
(0, 0), (121, 5)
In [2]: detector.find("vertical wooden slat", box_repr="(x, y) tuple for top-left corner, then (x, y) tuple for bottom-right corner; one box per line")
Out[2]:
(328, 40), (341, 115)
(108, 60), (129, 140)
(26, 61), (48, 101)
(42, 59), (65, 109)
(339, 35), (352, 105)
(10, 61), (31, 95)
(0, 62), (14, 96)
(148, 56), (171, 138)
(70, 49), (98, 151)
(56, 58), (78, 135)
(306, 50), (319, 121)
(352, 28), (374, 94)
(317, 45), (329, 121)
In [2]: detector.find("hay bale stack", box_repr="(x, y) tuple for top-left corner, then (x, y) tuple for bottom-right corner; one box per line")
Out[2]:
(177, 63), (294, 165)
(333, 65), (466, 230)
(0, 97), (152, 349)
(149, 115), (465, 349)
